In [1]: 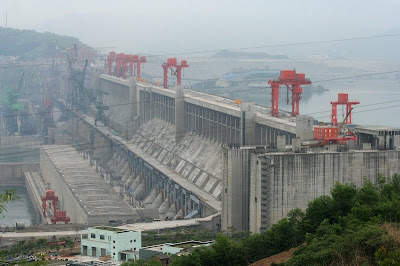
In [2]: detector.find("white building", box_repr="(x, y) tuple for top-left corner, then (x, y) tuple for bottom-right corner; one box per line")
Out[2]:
(81, 226), (141, 262)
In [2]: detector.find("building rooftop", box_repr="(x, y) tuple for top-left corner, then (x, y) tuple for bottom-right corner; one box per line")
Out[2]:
(355, 125), (400, 131)
(93, 226), (129, 233)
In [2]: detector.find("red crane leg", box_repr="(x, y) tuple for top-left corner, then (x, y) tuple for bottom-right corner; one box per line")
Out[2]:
(137, 62), (142, 78)
(291, 85), (302, 116)
(346, 103), (352, 124)
(271, 84), (279, 117)
(107, 59), (113, 75)
(331, 103), (338, 126)
(130, 62), (134, 77)
(177, 66), (182, 86)
(163, 66), (168, 88)
(122, 64), (127, 79)
(116, 60), (121, 78)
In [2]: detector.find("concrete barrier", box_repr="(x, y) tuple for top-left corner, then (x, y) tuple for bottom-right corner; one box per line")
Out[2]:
(0, 163), (39, 186)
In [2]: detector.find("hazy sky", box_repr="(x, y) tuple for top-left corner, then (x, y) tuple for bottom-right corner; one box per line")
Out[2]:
(1, 0), (399, 56)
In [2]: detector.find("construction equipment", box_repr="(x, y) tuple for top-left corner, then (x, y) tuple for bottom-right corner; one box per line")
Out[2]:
(41, 190), (70, 224)
(94, 90), (109, 127)
(330, 93), (360, 126)
(1, 70), (25, 135)
(162, 58), (189, 88)
(69, 59), (88, 110)
(268, 69), (311, 117)
(107, 52), (147, 79)
(313, 107), (357, 145)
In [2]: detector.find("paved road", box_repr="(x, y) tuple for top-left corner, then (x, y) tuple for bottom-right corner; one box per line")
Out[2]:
(0, 215), (219, 238)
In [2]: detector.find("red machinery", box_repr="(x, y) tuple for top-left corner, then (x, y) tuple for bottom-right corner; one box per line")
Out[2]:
(268, 70), (311, 117)
(42, 190), (70, 224)
(107, 52), (147, 79)
(133, 55), (147, 79)
(314, 107), (357, 145)
(330, 93), (360, 126)
(161, 58), (189, 88)
(107, 52), (116, 75)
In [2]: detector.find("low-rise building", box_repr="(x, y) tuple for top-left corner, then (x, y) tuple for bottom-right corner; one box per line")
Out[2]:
(139, 240), (214, 260)
(81, 226), (141, 262)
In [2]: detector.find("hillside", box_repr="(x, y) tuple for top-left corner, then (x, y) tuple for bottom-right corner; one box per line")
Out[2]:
(0, 27), (95, 60)
(169, 174), (400, 266)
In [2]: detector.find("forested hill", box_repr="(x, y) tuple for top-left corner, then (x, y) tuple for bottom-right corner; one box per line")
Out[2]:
(0, 27), (94, 60)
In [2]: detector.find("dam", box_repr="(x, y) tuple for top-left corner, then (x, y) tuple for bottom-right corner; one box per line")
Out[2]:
(8, 60), (399, 232)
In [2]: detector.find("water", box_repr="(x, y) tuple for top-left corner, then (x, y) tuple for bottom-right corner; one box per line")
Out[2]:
(230, 79), (400, 127)
(0, 186), (36, 226)
(299, 80), (400, 127)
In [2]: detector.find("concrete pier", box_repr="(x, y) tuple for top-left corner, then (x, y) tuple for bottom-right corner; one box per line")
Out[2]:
(40, 145), (139, 225)
(222, 147), (400, 233)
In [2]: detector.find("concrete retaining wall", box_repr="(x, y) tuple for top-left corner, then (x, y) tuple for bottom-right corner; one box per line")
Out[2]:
(0, 163), (38, 186)
(0, 136), (43, 148)
(40, 148), (89, 224)
(249, 150), (400, 232)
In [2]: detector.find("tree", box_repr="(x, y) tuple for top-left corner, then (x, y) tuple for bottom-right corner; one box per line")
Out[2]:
(331, 182), (357, 217)
(304, 195), (335, 232)
(67, 240), (74, 254)
(0, 190), (16, 215)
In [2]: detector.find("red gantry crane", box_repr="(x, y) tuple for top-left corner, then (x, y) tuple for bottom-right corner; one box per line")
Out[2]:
(162, 58), (189, 88)
(330, 93), (360, 126)
(42, 190), (71, 224)
(268, 69), (311, 117)
(107, 52), (147, 79)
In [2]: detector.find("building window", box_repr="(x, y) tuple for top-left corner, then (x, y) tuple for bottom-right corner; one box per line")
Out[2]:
(255, 197), (257, 203)
(113, 253), (115, 255)
(100, 235), (105, 240)
(113, 240), (115, 243)
(108, 236), (111, 241)
(134, 239), (136, 242)
(91, 233), (96, 239)
(113, 246), (115, 249)
(134, 248), (136, 251)
(130, 240), (132, 243)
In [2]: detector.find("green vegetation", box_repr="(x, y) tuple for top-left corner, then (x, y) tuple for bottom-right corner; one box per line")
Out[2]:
(0, 189), (16, 215)
(168, 174), (400, 265)
(0, 237), (74, 258)
(0, 27), (94, 60)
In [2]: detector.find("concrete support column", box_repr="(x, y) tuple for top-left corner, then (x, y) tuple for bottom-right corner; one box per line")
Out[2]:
(139, 91), (145, 125)
(296, 115), (314, 141)
(277, 134), (286, 150)
(128, 78), (138, 137)
(175, 86), (185, 142)
(240, 102), (255, 146)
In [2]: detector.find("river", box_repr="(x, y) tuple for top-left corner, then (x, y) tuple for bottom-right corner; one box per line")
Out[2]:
(229, 79), (400, 127)
(0, 186), (36, 227)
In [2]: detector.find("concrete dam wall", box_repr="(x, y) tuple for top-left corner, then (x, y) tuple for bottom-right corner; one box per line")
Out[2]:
(0, 163), (39, 186)
(221, 147), (400, 233)
(250, 150), (400, 232)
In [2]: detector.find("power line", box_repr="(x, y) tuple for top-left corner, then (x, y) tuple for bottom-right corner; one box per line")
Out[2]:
(1, 101), (400, 163)
(0, 70), (398, 121)
(1, 33), (399, 68)
(147, 33), (400, 57)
